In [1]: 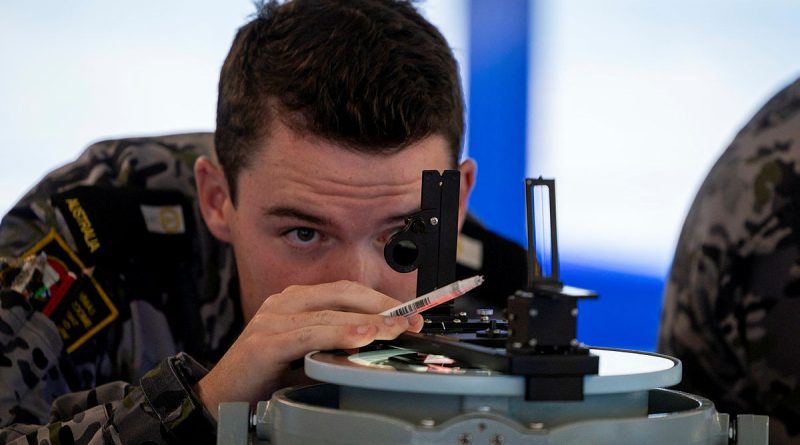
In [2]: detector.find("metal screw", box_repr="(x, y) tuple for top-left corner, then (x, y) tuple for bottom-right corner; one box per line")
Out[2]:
(571, 308), (578, 317)
(453, 318), (462, 323)
(528, 422), (545, 430)
(459, 312), (468, 317)
(430, 217), (439, 226)
(458, 433), (472, 445)
(477, 308), (494, 322)
(529, 309), (538, 317)
(570, 339), (579, 347)
(490, 434), (504, 445)
(419, 418), (436, 427)
(424, 318), (432, 324)
(512, 341), (522, 349)
(528, 338), (538, 347)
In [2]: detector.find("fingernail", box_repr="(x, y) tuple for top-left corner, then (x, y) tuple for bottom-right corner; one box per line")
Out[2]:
(409, 314), (423, 325)
(356, 325), (370, 334)
(383, 317), (396, 326)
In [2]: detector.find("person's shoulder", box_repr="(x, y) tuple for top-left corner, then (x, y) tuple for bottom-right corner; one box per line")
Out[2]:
(85, 132), (214, 153)
(709, 76), (800, 171)
(685, 77), (800, 233)
(75, 132), (215, 190)
(739, 76), (800, 138)
(1, 132), (215, 257)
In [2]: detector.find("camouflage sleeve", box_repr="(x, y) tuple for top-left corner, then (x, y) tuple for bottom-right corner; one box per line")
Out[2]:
(1, 134), (221, 444)
(0, 250), (217, 444)
(0, 351), (216, 444)
(659, 205), (800, 444)
(658, 77), (800, 444)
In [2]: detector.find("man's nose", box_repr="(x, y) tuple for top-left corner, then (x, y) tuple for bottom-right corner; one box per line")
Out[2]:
(329, 245), (383, 288)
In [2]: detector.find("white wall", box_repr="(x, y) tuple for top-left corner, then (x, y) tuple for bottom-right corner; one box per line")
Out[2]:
(0, 1), (250, 214)
(529, 0), (800, 276)
(0, 1), (468, 215)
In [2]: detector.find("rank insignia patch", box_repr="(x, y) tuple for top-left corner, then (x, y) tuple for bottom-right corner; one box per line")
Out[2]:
(21, 229), (119, 353)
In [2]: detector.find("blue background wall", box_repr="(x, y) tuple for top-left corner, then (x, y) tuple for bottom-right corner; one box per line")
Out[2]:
(468, 0), (529, 250)
(469, 0), (661, 352)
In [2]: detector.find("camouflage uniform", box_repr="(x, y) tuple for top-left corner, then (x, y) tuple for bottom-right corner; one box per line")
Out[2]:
(0, 133), (242, 444)
(0, 131), (528, 444)
(659, 77), (800, 444)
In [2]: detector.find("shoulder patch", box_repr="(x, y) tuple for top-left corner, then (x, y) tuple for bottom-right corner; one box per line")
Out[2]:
(140, 204), (186, 234)
(21, 229), (119, 353)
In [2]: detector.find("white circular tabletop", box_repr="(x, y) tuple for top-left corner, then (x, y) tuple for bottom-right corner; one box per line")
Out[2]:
(305, 347), (681, 396)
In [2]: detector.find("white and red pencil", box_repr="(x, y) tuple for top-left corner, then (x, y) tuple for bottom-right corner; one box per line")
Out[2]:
(380, 275), (485, 317)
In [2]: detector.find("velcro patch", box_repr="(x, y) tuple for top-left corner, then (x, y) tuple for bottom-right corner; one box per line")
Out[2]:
(140, 204), (186, 234)
(21, 230), (119, 353)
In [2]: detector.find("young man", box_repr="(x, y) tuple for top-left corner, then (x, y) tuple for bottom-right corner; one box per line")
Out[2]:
(0, 1), (479, 443)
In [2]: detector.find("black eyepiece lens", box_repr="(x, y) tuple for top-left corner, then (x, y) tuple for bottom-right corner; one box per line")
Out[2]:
(392, 239), (418, 267)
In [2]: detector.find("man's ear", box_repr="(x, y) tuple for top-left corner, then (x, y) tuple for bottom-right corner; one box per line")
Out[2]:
(195, 156), (234, 243)
(457, 159), (477, 231)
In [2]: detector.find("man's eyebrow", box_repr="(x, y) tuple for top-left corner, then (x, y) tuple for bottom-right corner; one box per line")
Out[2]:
(263, 206), (328, 225)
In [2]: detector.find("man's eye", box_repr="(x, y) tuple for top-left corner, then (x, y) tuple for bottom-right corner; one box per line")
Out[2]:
(291, 228), (318, 243)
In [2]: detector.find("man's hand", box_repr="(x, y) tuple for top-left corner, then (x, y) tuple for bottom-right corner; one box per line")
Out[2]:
(194, 280), (423, 417)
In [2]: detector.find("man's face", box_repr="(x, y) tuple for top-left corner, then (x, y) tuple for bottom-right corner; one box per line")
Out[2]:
(213, 121), (471, 322)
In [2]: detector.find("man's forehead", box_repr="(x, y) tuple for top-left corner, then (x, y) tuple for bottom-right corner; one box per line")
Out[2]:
(263, 204), (420, 226)
(234, 121), (453, 221)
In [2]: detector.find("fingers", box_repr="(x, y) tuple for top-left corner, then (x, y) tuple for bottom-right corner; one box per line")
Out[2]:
(195, 280), (425, 413)
(195, 323), (383, 413)
(267, 324), (381, 363)
(250, 309), (413, 340)
(407, 313), (424, 332)
(262, 280), (404, 315)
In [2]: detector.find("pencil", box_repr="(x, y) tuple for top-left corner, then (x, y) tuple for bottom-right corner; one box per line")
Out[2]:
(380, 275), (485, 317)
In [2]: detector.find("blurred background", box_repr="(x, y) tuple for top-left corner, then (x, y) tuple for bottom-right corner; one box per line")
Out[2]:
(2, 0), (800, 351)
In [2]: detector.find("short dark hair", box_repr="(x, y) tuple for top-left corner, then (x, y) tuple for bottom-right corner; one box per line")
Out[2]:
(215, 0), (465, 202)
